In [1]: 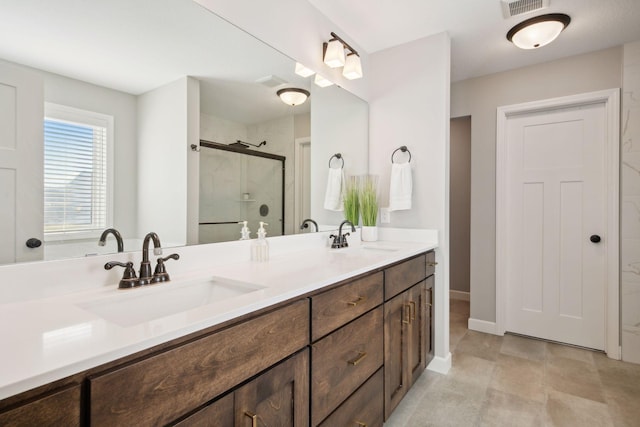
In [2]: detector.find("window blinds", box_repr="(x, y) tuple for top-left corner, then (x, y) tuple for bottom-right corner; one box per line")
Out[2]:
(44, 118), (107, 234)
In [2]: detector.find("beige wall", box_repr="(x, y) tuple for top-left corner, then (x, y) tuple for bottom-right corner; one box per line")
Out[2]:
(451, 47), (623, 323)
(450, 116), (471, 293)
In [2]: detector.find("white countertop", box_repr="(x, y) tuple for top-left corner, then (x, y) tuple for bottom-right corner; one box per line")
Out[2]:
(0, 229), (437, 400)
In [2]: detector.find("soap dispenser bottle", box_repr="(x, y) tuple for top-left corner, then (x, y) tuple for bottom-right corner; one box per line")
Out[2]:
(238, 221), (251, 240)
(251, 222), (269, 261)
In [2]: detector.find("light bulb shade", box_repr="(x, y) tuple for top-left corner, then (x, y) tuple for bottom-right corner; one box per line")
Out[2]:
(323, 39), (345, 68)
(342, 53), (363, 80)
(277, 88), (310, 106)
(507, 13), (570, 50)
(314, 74), (334, 88)
(295, 62), (315, 77)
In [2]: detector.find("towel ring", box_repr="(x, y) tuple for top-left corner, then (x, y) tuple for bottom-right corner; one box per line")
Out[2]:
(329, 153), (344, 169)
(391, 146), (412, 163)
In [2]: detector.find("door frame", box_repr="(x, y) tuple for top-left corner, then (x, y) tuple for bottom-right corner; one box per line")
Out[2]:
(294, 136), (311, 232)
(495, 89), (620, 358)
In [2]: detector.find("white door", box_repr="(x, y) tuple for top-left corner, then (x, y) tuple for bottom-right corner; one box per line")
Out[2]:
(0, 61), (44, 264)
(504, 102), (607, 350)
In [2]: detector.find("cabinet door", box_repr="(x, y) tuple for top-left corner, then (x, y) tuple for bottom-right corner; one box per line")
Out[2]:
(175, 393), (234, 427)
(407, 281), (427, 385)
(426, 276), (434, 363)
(0, 384), (80, 427)
(235, 349), (309, 427)
(384, 291), (410, 419)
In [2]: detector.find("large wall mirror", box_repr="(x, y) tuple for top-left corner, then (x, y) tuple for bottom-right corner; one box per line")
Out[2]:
(0, 0), (368, 266)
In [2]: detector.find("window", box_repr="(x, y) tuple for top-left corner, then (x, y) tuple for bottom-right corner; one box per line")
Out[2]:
(44, 103), (113, 239)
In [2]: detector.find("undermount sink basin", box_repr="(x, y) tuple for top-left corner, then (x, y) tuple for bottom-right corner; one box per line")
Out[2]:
(77, 277), (265, 326)
(361, 245), (399, 252)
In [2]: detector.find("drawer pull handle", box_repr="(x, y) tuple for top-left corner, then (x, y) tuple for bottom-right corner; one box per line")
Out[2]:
(427, 261), (438, 267)
(348, 351), (367, 366)
(347, 295), (366, 306)
(245, 411), (258, 427)
(355, 422), (367, 427)
(409, 301), (416, 320)
(402, 304), (411, 324)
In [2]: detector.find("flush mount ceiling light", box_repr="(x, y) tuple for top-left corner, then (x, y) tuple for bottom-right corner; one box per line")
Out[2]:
(507, 13), (571, 49)
(277, 88), (310, 106)
(323, 32), (363, 79)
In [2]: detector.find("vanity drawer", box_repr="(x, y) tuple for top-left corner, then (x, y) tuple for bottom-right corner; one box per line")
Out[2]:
(89, 299), (310, 427)
(311, 271), (383, 341)
(385, 253), (426, 300)
(311, 306), (383, 426)
(0, 384), (81, 427)
(425, 250), (436, 277)
(318, 368), (383, 427)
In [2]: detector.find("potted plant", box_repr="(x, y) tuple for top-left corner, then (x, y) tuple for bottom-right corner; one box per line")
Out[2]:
(343, 175), (360, 226)
(360, 175), (379, 241)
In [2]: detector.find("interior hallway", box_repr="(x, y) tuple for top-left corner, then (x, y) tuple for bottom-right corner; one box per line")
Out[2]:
(385, 299), (640, 426)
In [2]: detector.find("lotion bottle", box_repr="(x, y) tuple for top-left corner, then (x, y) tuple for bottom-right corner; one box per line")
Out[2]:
(251, 222), (269, 261)
(238, 221), (251, 240)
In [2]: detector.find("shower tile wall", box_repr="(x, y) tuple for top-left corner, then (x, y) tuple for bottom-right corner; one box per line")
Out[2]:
(622, 40), (640, 364)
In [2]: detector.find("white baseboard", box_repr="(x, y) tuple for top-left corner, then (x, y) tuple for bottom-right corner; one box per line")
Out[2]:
(450, 290), (470, 301)
(468, 318), (502, 336)
(427, 352), (451, 374)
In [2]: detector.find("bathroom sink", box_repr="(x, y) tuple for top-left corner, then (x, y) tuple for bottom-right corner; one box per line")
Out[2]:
(77, 277), (265, 326)
(361, 245), (399, 252)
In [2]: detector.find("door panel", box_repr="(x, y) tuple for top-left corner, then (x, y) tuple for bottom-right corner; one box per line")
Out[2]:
(0, 62), (43, 264)
(505, 103), (606, 350)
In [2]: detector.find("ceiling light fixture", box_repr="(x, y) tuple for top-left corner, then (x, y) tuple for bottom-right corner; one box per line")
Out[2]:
(323, 32), (363, 79)
(277, 88), (310, 106)
(507, 13), (571, 50)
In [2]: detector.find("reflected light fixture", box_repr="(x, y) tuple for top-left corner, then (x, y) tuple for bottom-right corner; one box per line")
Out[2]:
(507, 13), (571, 50)
(277, 88), (310, 106)
(314, 74), (334, 88)
(295, 62), (315, 78)
(343, 53), (363, 80)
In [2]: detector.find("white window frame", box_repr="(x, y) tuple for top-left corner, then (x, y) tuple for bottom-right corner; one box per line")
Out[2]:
(43, 102), (114, 241)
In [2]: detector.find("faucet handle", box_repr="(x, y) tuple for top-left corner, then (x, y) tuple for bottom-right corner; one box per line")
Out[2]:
(152, 254), (180, 283)
(341, 233), (351, 248)
(105, 261), (139, 289)
(329, 234), (341, 249)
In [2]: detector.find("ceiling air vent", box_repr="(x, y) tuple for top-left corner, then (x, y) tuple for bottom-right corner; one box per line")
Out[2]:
(501, 0), (549, 19)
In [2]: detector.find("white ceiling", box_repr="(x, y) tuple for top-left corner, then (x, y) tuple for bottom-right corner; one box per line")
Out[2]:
(0, 0), (309, 124)
(307, 0), (640, 82)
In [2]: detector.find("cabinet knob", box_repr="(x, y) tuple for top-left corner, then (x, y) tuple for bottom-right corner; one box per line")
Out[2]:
(25, 238), (42, 248)
(590, 234), (601, 243)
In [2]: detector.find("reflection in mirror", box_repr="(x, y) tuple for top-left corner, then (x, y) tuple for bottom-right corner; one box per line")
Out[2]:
(0, 0), (368, 266)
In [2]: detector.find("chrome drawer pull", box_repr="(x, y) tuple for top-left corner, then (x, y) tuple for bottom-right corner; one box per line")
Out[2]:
(402, 304), (411, 324)
(348, 351), (367, 366)
(355, 422), (367, 427)
(427, 261), (438, 267)
(409, 301), (416, 320)
(347, 295), (366, 306)
(245, 411), (258, 427)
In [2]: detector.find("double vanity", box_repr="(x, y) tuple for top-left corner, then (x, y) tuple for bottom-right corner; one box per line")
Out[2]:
(0, 229), (439, 426)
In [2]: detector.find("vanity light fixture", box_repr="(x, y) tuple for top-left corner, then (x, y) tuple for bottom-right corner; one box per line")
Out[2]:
(314, 74), (334, 88)
(277, 88), (310, 106)
(342, 53), (363, 80)
(507, 13), (571, 50)
(295, 62), (315, 78)
(323, 32), (363, 79)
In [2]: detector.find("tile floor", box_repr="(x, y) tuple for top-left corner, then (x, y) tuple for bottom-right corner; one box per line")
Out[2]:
(385, 299), (640, 427)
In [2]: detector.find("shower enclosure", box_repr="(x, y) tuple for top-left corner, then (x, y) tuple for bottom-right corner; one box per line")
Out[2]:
(198, 140), (285, 243)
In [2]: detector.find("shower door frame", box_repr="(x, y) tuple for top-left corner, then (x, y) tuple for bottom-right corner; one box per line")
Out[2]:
(199, 139), (285, 236)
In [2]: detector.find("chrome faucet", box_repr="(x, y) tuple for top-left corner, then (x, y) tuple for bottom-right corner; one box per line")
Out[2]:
(99, 228), (124, 252)
(139, 232), (162, 285)
(330, 220), (356, 249)
(300, 218), (319, 232)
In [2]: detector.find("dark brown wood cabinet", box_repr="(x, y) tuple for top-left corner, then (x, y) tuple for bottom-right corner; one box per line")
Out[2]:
(0, 384), (81, 427)
(175, 393), (234, 427)
(236, 350), (309, 427)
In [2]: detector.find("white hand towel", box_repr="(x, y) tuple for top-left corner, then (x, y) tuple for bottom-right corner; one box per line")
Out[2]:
(389, 162), (412, 211)
(323, 167), (344, 211)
